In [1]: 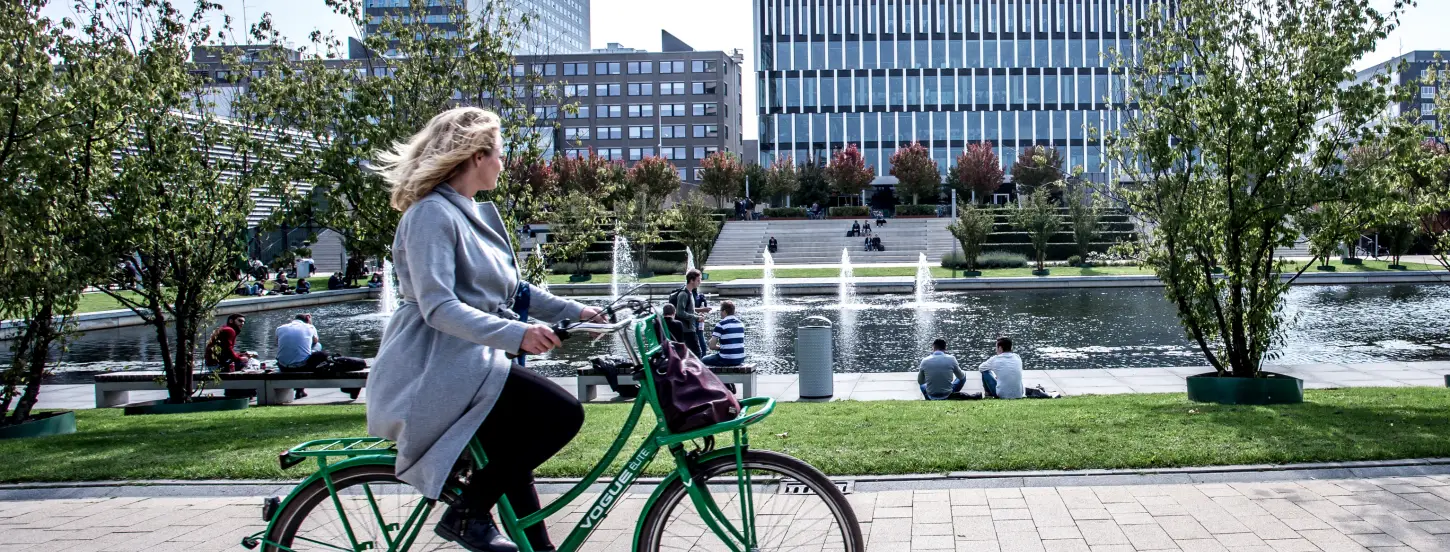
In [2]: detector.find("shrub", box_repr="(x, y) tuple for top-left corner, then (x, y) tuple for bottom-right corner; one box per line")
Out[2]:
(1067, 255), (1083, 267)
(894, 204), (939, 216)
(551, 260), (613, 275)
(763, 207), (807, 218)
(828, 206), (870, 217)
(940, 251), (1030, 269)
(646, 260), (686, 275)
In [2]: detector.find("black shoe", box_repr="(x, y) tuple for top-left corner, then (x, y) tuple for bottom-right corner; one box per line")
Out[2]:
(294, 389), (308, 400)
(346, 388), (360, 400)
(434, 507), (518, 552)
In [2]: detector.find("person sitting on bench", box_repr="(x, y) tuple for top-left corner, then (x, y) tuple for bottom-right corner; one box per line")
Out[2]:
(276, 314), (329, 399)
(768, 236), (778, 254)
(204, 314), (251, 373)
(660, 303), (688, 342)
(918, 338), (966, 400)
(702, 301), (746, 367)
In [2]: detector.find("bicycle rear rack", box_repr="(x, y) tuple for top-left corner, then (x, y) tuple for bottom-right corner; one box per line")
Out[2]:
(278, 437), (396, 469)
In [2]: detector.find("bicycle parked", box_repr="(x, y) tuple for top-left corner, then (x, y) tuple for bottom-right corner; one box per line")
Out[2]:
(242, 297), (864, 552)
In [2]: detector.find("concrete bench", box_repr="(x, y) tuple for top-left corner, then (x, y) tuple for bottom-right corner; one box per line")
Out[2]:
(93, 369), (368, 407)
(575, 364), (756, 402)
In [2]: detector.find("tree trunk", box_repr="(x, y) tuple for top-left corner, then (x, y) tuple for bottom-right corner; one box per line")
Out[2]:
(10, 301), (56, 423)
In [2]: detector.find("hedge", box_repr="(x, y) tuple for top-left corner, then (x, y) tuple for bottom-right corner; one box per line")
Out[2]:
(764, 207), (807, 218)
(828, 206), (870, 217)
(895, 204), (940, 216)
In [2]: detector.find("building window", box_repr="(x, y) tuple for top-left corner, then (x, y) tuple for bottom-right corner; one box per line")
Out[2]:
(531, 106), (558, 119)
(563, 84), (589, 97)
(627, 61), (653, 74)
(692, 103), (718, 116)
(595, 84), (621, 96)
(564, 127), (591, 141)
(1424, 104), (1437, 117)
(661, 125), (687, 138)
(661, 104), (686, 117)
(693, 124), (719, 138)
(628, 104), (656, 117)
(693, 168), (705, 181)
(598, 148), (623, 160)
(595, 126), (623, 140)
(564, 106), (590, 119)
(566, 148), (588, 159)
(661, 82), (686, 95)
(691, 60), (717, 73)
(662, 147), (686, 160)
(628, 126), (656, 139)
(628, 83), (654, 96)
(595, 105), (622, 118)
(512, 64), (525, 76)
(660, 61), (686, 74)
(563, 63), (588, 76)
(692, 81), (718, 95)
(1424, 86), (1438, 99)
(629, 147), (657, 160)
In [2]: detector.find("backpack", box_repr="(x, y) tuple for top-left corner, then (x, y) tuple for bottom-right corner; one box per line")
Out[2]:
(318, 354), (368, 373)
(590, 355), (640, 399)
(652, 336), (740, 433)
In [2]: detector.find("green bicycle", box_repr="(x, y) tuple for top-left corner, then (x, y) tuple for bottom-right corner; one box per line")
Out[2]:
(241, 298), (864, 552)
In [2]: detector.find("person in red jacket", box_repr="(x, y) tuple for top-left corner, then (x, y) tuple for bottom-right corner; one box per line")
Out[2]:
(204, 314), (250, 373)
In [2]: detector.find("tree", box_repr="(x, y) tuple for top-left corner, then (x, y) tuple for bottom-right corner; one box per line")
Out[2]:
(505, 156), (558, 228)
(0, 0), (127, 425)
(796, 161), (832, 207)
(1067, 186), (1103, 262)
(891, 142), (941, 205)
(698, 151), (744, 207)
(1416, 61), (1450, 273)
(1105, 0), (1412, 378)
(825, 144), (876, 203)
(621, 156), (682, 270)
(237, 0), (537, 261)
(674, 195), (722, 267)
(88, 0), (276, 403)
(742, 161), (768, 203)
(1011, 145), (1065, 198)
(947, 203), (995, 273)
(763, 155), (800, 207)
(953, 143), (1004, 203)
(546, 191), (606, 276)
(1010, 193), (1061, 272)
(554, 151), (623, 199)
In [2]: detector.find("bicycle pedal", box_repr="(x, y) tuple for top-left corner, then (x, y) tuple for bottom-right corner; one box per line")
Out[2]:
(261, 496), (280, 522)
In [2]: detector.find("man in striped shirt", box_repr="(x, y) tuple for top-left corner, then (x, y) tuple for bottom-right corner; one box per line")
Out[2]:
(702, 301), (746, 367)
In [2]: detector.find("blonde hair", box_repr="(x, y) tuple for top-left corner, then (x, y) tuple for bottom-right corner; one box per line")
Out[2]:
(376, 107), (501, 211)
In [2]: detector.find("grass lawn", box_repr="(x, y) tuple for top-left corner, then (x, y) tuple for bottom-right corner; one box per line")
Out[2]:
(74, 277), (334, 315)
(3, 388), (1449, 482)
(542, 259), (1440, 285)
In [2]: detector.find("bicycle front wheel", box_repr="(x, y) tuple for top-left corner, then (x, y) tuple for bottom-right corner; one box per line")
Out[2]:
(637, 449), (864, 552)
(265, 464), (452, 552)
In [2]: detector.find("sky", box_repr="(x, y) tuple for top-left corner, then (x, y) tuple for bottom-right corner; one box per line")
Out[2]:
(38, 0), (1450, 140)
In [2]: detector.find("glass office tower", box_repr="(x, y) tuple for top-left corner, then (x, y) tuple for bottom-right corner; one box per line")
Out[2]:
(754, 0), (1152, 189)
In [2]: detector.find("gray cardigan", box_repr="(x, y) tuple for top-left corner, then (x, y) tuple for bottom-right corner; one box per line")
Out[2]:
(366, 184), (586, 499)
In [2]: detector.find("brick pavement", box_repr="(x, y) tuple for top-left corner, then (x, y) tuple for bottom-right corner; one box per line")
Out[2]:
(6, 474), (1450, 551)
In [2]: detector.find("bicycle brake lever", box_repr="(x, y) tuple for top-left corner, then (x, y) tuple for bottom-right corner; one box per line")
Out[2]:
(507, 321), (573, 360)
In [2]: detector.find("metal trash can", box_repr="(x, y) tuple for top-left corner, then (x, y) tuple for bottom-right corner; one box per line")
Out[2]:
(795, 316), (834, 400)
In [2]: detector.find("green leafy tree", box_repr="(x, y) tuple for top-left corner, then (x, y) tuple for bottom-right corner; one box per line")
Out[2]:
(237, 0), (538, 261)
(825, 144), (875, 204)
(891, 142), (941, 205)
(1010, 193), (1062, 272)
(1067, 186), (1103, 261)
(1106, 0), (1413, 378)
(621, 156), (681, 270)
(0, 0), (127, 424)
(1417, 62), (1450, 272)
(763, 155), (800, 207)
(947, 203), (995, 272)
(547, 191), (607, 276)
(742, 161), (768, 203)
(554, 151), (622, 199)
(795, 161), (832, 208)
(1011, 145), (1065, 198)
(953, 143), (1004, 203)
(698, 151), (744, 207)
(673, 195), (722, 267)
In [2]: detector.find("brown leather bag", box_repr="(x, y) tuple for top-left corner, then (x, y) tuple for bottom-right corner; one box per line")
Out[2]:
(653, 340), (741, 433)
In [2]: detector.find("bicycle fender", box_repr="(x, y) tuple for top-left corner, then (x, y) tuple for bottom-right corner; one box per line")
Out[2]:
(630, 446), (749, 552)
(259, 454), (400, 540)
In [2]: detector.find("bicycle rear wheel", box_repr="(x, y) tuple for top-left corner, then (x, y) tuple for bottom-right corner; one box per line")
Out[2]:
(265, 464), (453, 551)
(637, 450), (864, 552)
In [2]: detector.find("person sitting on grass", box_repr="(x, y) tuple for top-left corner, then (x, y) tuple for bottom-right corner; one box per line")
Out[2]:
(979, 337), (1025, 399)
(295, 278), (311, 294)
(702, 301), (746, 367)
(328, 272), (349, 290)
(918, 338), (966, 400)
(368, 272), (384, 288)
(273, 272), (291, 294)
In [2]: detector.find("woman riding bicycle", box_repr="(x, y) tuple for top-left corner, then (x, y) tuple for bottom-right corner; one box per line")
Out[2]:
(369, 107), (601, 552)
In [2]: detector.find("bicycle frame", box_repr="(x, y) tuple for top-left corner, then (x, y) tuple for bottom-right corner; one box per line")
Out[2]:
(245, 309), (777, 552)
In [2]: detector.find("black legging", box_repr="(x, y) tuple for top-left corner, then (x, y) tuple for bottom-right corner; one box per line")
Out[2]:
(464, 363), (585, 548)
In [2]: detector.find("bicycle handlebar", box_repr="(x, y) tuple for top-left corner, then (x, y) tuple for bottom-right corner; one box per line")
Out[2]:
(506, 298), (653, 359)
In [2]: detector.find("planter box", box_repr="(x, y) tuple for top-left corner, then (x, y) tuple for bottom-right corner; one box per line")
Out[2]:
(1389, 264), (1408, 270)
(0, 411), (76, 440)
(1031, 269), (1051, 276)
(568, 274), (592, 282)
(960, 270), (982, 277)
(124, 396), (250, 416)
(1186, 372), (1304, 405)
(1341, 257), (1363, 265)
(1316, 265), (1336, 272)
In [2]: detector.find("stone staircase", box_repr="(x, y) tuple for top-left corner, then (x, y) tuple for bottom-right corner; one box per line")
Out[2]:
(707, 218), (957, 266)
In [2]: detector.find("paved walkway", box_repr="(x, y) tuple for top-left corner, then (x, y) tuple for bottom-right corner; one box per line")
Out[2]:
(6, 468), (1450, 551)
(35, 361), (1450, 409)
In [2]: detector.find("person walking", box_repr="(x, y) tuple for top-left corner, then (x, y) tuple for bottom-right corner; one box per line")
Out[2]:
(367, 107), (603, 552)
